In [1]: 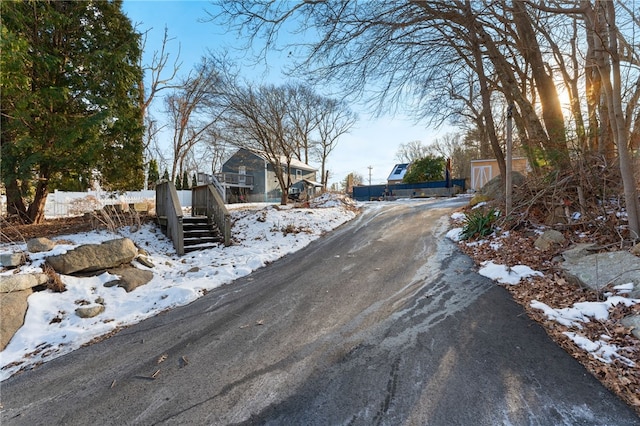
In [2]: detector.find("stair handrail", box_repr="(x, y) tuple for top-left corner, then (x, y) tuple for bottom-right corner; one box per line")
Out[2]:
(192, 184), (232, 246)
(209, 173), (226, 202)
(155, 180), (184, 255)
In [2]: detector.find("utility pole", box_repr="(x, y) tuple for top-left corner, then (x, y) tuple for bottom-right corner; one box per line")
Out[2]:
(368, 166), (372, 186)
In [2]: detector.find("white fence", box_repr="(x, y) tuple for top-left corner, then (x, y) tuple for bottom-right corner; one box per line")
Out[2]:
(0, 190), (194, 219)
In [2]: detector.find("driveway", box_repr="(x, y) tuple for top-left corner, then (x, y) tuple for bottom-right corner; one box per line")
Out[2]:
(1, 198), (638, 425)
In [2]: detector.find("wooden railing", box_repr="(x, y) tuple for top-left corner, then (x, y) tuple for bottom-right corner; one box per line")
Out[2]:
(214, 172), (254, 186)
(155, 180), (184, 255)
(192, 184), (232, 246)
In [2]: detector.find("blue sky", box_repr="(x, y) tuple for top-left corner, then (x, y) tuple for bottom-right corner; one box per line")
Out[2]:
(122, 0), (448, 186)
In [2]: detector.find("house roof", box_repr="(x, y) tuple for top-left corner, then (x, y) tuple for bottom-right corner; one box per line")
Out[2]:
(245, 149), (317, 172)
(303, 178), (323, 187)
(387, 163), (410, 181)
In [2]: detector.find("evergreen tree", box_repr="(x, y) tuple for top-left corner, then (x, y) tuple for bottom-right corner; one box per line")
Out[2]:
(162, 169), (170, 181)
(191, 173), (198, 188)
(1, 0), (143, 223)
(147, 159), (160, 190)
(175, 174), (182, 190)
(182, 171), (190, 189)
(403, 156), (446, 183)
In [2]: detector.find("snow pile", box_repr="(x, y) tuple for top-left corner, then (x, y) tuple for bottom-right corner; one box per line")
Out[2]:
(446, 227), (464, 242)
(0, 194), (358, 381)
(446, 211), (466, 242)
(308, 192), (358, 209)
(478, 261), (543, 285)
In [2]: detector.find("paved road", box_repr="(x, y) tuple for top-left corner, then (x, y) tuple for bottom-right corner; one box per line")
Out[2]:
(1, 198), (638, 425)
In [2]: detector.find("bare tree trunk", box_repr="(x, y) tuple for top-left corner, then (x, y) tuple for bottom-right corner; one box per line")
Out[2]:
(590, 1), (640, 237)
(512, 0), (568, 167)
(466, 5), (505, 179)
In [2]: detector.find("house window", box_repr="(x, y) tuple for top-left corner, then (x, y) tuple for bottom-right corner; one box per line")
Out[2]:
(296, 169), (302, 180)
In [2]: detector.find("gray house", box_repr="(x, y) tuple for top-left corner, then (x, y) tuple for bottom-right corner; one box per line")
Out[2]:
(217, 148), (321, 203)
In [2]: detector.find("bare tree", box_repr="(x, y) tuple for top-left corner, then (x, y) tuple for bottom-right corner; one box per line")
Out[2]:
(137, 26), (182, 155)
(285, 83), (321, 164)
(220, 82), (298, 205)
(395, 140), (430, 163)
(314, 97), (357, 189)
(428, 133), (474, 179)
(587, 1), (640, 237)
(166, 57), (220, 181)
(208, 0), (570, 175)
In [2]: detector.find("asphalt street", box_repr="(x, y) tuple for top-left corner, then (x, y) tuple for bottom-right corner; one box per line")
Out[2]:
(1, 198), (638, 425)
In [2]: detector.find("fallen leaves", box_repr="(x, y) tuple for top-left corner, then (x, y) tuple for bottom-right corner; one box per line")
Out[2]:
(456, 225), (640, 416)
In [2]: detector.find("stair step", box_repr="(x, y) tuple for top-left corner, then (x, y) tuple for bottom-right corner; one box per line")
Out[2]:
(184, 234), (223, 243)
(183, 223), (213, 230)
(183, 216), (209, 222)
(184, 244), (219, 253)
(183, 228), (217, 238)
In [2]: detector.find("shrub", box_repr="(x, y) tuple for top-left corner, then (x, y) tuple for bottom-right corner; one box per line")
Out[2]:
(461, 207), (500, 240)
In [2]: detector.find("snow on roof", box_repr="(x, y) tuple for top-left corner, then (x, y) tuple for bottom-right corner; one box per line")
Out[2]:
(303, 178), (323, 187)
(248, 149), (317, 172)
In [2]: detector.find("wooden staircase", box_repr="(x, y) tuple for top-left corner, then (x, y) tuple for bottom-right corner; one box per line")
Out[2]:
(182, 216), (223, 252)
(156, 181), (231, 256)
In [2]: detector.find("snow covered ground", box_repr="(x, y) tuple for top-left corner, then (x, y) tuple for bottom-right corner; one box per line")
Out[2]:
(1, 194), (638, 382)
(0, 193), (358, 381)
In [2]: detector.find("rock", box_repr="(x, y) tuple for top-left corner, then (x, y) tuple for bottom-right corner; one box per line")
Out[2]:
(27, 237), (56, 253)
(479, 172), (525, 201)
(0, 273), (49, 293)
(561, 251), (640, 293)
(621, 315), (640, 339)
(75, 304), (105, 319)
(103, 266), (153, 292)
(46, 238), (138, 275)
(561, 243), (598, 262)
(135, 255), (155, 269)
(534, 230), (566, 251)
(0, 252), (26, 268)
(0, 288), (32, 351)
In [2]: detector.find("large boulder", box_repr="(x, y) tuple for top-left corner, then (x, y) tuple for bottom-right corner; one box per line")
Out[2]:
(0, 273), (49, 293)
(46, 238), (138, 275)
(561, 250), (640, 297)
(479, 172), (526, 201)
(0, 289), (32, 351)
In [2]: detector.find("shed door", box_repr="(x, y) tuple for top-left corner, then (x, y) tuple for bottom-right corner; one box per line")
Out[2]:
(472, 165), (492, 190)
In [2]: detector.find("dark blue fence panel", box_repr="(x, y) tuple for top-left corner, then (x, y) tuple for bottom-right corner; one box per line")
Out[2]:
(352, 179), (466, 201)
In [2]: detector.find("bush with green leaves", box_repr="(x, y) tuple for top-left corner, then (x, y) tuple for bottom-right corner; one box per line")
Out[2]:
(461, 206), (500, 240)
